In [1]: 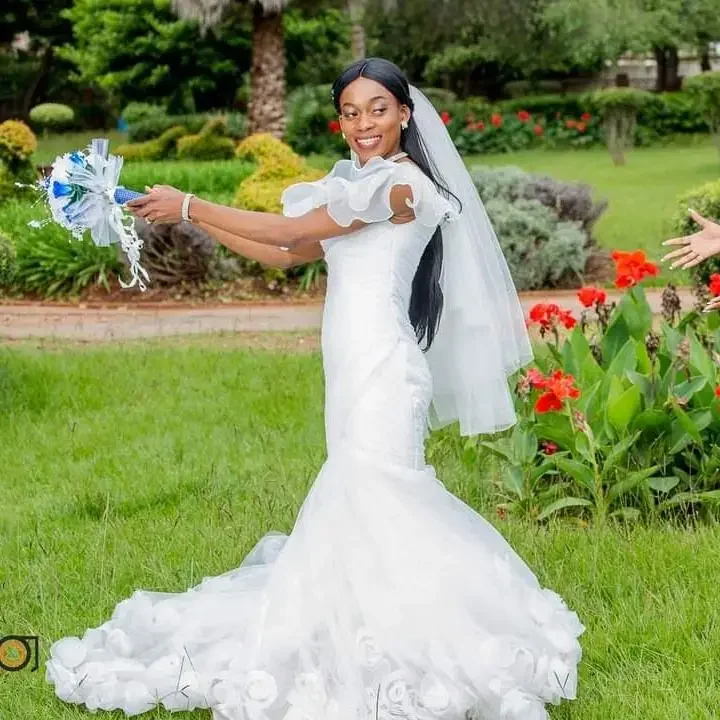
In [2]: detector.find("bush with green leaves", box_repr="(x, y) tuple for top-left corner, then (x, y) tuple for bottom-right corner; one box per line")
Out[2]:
(115, 126), (187, 162)
(176, 117), (236, 161)
(128, 113), (247, 143)
(121, 102), (167, 126)
(0, 200), (123, 297)
(592, 88), (654, 165)
(471, 165), (605, 289)
(0, 233), (16, 288)
(685, 71), (720, 153)
(29, 103), (76, 133)
(672, 180), (720, 292)
(478, 270), (720, 524)
(285, 84), (345, 157)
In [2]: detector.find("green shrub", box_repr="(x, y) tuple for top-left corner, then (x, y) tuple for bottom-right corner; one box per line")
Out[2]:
(115, 125), (187, 162)
(285, 84), (345, 156)
(685, 71), (720, 151)
(496, 93), (588, 120)
(176, 117), (236, 160)
(0, 200), (124, 297)
(129, 112), (247, 142)
(637, 92), (709, 138)
(121, 102), (167, 126)
(418, 87), (458, 111)
(503, 80), (564, 98)
(592, 87), (654, 165)
(672, 180), (720, 290)
(0, 119), (37, 160)
(483, 281), (720, 523)
(471, 165), (604, 289)
(29, 103), (75, 133)
(0, 233), (16, 288)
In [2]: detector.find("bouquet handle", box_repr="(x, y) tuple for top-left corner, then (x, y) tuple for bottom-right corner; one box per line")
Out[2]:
(114, 187), (144, 204)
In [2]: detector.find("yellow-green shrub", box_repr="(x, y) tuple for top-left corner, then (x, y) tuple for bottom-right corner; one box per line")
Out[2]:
(0, 120), (37, 160)
(115, 125), (186, 162)
(232, 133), (324, 214)
(177, 117), (235, 160)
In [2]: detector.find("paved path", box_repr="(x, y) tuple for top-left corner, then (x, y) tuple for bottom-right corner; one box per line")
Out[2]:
(0, 288), (696, 342)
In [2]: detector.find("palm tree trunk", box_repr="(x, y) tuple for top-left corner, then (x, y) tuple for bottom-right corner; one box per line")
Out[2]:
(347, 0), (366, 60)
(248, 4), (286, 138)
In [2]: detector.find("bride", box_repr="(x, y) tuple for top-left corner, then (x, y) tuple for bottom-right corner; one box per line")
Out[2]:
(46, 57), (584, 720)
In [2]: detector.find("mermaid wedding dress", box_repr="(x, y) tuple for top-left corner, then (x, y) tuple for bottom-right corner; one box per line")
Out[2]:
(46, 156), (584, 720)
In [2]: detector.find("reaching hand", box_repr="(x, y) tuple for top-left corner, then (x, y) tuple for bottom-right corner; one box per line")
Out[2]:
(662, 209), (720, 271)
(126, 184), (186, 224)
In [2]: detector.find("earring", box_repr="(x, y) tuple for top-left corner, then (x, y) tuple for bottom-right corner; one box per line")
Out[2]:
(342, 132), (346, 140)
(401, 121), (408, 131)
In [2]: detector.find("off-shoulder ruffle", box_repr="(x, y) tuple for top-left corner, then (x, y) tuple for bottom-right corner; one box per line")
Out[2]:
(281, 155), (459, 229)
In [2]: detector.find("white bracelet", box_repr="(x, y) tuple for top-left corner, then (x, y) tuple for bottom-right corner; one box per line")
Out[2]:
(182, 193), (195, 222)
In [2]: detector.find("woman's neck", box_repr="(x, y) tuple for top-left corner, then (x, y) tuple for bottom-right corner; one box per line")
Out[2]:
(356, 146), (405, 167)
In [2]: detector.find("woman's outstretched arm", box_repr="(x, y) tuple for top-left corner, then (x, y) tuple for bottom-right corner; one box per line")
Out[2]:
(196, 220), (323, 269)
(125, 183), (415, 248)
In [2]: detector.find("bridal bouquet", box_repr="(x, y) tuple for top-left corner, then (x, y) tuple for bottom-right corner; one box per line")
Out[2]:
(20, 138), (150, 290)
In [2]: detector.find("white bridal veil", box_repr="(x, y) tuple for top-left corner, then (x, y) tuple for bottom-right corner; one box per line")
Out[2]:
(408, 85), (533, 436)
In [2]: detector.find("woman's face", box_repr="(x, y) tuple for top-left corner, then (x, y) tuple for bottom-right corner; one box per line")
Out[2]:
(338, 77), (410, 165)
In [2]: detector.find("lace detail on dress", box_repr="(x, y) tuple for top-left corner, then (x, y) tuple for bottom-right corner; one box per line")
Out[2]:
(281, 155), (459, 230)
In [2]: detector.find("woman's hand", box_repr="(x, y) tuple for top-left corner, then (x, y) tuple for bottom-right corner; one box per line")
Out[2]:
(662, 209), (720, 270)
(126, 185), (186, 224)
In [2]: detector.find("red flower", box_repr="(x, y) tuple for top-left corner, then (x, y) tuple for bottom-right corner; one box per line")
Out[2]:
(517, 110), (531, 123)
(611, 250), (659, 289)
(535, 370), (581, 414)
(327, 119), (341, 134)
(540, 441), (559, 455)
(715, 386), (720, 398)
(576, 122), (587, 133)
(526, 368), (548, 389)
(577, 286), (608, 308)
(475, 121), (486, 131)
(565, 119), (577, 129)
(581, 112), (592, 122)
(440, 110), (452, 126)
(491, 113), (503, 128)
(533, 124), (544, 137)
(528, 303), (577, 331)
(709, 273), (720, 297)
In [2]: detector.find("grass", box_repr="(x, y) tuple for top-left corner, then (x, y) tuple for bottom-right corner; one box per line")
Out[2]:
(2, 336), (720, 718)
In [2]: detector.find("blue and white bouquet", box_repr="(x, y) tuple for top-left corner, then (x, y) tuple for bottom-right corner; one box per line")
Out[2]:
(21, 138), (150, 291)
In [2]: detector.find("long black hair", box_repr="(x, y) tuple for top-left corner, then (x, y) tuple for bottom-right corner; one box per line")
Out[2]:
(331, 58), (461, 352)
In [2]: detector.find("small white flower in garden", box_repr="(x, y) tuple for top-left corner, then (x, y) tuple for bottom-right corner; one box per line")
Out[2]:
(50, 636), (87, 668)
(242, 669), (278, 708)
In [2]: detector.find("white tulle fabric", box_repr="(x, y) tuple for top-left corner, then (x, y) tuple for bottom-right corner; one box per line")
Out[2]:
(46, 156), (584, 720)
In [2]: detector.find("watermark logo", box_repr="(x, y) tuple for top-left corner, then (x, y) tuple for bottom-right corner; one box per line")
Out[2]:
(0, 635), (39, 672)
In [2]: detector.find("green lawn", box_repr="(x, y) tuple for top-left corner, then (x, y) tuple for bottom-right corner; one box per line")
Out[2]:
(2, 336), (720, 718)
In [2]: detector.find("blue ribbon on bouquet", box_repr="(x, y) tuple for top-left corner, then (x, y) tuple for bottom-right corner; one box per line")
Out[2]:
(19, 138), (151, 291)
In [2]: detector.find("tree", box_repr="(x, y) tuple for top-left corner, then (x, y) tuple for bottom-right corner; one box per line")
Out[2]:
(59, 0), (250, 113)
(0, 0), (74, 116)
(172, 0), (291, 137)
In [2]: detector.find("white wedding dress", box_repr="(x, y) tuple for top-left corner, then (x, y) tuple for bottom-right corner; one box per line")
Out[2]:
(46, 156), (584, 720)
